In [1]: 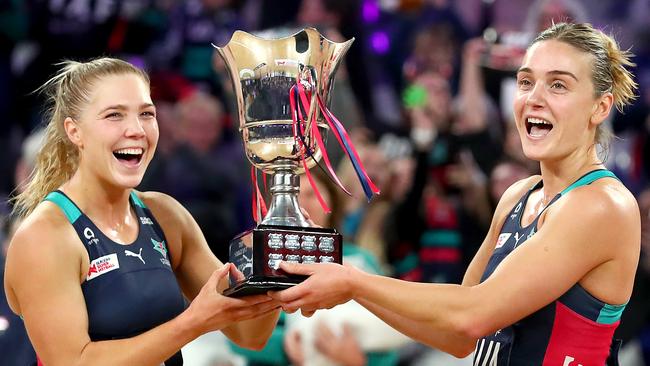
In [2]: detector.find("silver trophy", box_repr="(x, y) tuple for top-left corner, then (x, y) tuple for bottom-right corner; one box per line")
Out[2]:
(215, 28), (353, 296)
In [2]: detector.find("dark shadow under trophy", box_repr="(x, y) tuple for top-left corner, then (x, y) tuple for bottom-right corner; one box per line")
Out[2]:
(214, 28), (361, 296)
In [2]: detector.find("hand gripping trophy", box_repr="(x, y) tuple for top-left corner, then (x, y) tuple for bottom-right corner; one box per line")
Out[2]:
(214, 28), (379, 296)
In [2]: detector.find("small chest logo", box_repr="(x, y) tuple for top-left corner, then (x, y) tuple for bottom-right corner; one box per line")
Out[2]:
(510, 202), (523, 220)
(83, 227), (99, 245)
(87, 253), (120, 280)
(495, 233), (511, 249)
(151, 238), (168, 258)
(139, 217), (153, 225)
(125, 248), (145, 264)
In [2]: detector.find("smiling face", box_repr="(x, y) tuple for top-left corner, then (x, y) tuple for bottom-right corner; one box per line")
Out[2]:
(513, 40), (611, 162)
(66, 73), (158, 189)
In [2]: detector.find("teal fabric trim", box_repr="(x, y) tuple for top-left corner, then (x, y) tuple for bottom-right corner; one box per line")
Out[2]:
(367, 351), (399, 366)
(420, 230), (461, 247)
(597, 303), (627, 325)
(44, 191), (81, 224)
(561, 170), (618, 196)
(394, 253), (419, 274)
(130, 191), (146, 208)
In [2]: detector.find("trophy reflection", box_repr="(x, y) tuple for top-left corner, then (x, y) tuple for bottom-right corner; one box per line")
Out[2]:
(215, 28), (376, 296)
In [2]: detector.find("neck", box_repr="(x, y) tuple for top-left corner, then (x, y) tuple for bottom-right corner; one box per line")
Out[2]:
(538, 145), (604, 198)
(62, 169), (133, 228)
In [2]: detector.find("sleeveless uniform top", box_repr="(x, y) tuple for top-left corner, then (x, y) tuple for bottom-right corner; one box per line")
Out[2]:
(42, 190), (186, 366)
(473, 170), (626, 366)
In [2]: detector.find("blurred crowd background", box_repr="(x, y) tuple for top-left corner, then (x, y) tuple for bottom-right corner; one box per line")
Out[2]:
(1, 0), (649, 365)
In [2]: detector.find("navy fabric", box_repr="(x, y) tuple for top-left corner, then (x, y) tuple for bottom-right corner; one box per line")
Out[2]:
(45, 191), (186, 365)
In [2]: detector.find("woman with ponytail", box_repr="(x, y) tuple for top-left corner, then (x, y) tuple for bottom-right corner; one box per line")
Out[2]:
(271, 22), (640, 365)
(4, 58), (280, 365)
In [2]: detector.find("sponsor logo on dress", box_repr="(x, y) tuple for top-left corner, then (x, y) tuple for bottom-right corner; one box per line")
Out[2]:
(87, 253), (120, 280)
(475, 338), (501, 365)
(139, 216), (154, 225)
(510, 202), (523, 220)
(151, 238), (168, 258)
(513, 232), (523, 247)
(495, 233), (511, 249)
(125, 248), (145, 264)
(563, 356), (583, 366)
(83, 227), (99, 245)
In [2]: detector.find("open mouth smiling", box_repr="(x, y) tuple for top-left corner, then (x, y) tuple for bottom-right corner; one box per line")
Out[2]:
(113, 147), (144, 165)
(525, 117), (553, 137)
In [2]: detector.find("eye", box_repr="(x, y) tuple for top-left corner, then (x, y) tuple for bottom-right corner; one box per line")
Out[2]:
(105, 112), (123, 120)
(517, 78), (533, 89)
(140, 111), (156, 118)
(550, 81), (567, 90)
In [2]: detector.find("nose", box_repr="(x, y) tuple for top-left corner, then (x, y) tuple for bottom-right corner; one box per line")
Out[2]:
(125, 115), (146, 138)
(525, 81), (546, 108)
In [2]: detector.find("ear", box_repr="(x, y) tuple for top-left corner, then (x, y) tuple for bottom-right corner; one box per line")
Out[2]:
(590, 92), (614, 126)
(64, 117), (83, 148)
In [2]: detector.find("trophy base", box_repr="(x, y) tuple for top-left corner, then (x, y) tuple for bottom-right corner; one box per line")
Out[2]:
(222, 275), (306, 297)
(224, 224), (342, 297)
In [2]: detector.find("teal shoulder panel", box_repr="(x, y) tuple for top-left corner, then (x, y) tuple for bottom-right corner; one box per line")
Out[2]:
(597, 303), (626, 325)
(43, 191), (81, 224)
(130, 191), (147, 208)
(561, 170), (618, 196)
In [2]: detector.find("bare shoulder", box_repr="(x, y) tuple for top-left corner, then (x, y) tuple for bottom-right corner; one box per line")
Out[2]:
(553, 178), (640, 241)
(9, 202), (81, 258)
(5, 203), (84, 312)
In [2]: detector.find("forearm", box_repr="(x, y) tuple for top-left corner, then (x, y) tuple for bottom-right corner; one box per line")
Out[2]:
(222, 309), (281, 350)
(76, 311), (197, 366)
(350, 269), (482, 339)
(356, 297), (476, 357)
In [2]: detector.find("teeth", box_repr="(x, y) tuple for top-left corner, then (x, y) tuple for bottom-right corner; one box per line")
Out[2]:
(114, 148), (143, 155)
(527, 117), (551, 125)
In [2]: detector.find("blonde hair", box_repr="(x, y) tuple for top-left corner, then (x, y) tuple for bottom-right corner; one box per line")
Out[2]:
(531, 22), (638, 154)
(12, 58), (150, 219)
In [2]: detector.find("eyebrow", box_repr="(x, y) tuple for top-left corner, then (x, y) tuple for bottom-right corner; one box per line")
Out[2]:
(517, 67), (579, 82)
(98, 103), (155, 115)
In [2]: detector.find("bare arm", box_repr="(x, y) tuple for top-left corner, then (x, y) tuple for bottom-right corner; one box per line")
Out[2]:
(142, 192), (280, 349)
(272, 179), (639, 351)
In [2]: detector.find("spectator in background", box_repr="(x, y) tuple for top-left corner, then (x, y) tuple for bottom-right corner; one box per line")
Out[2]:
(149, 0), (245, 97)
(156, 91), (252, 262)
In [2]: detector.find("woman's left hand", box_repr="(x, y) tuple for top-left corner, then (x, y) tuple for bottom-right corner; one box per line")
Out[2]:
(268, 261), (357, 316)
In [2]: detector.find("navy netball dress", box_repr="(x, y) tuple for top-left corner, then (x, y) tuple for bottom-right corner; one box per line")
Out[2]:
(474, 170), (625, 366)
(41, 190), (186, 365)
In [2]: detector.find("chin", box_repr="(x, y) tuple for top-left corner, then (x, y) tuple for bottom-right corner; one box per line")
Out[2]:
(112, 174), (145, 190)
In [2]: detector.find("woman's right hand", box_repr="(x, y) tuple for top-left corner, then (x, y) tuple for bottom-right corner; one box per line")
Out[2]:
(183, 263), (281, 335)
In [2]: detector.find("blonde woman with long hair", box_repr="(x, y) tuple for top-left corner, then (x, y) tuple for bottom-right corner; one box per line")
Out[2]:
(4, 58), (280, 365)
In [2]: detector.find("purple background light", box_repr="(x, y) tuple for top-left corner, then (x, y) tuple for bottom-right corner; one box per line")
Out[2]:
(362, 0), (380, 23)
(370, 31), (390, 54)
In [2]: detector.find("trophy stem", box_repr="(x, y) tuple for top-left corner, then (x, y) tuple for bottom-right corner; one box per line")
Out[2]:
(260, 169), (310, 227)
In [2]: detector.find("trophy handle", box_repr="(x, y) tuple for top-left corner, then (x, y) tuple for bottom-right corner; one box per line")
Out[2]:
(299, 64), (319, 147)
